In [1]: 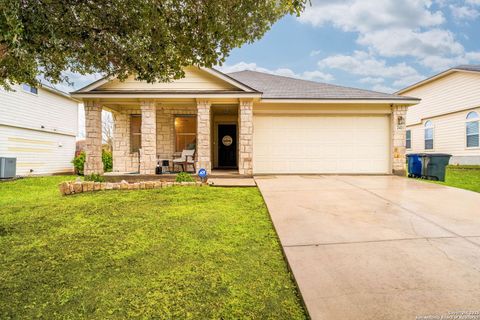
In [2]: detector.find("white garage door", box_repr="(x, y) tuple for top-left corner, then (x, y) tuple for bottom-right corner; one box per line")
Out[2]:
(253, 115), (390, 174)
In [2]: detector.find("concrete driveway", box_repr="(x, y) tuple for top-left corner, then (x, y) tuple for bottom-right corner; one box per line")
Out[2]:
(255, 175), (480, 320)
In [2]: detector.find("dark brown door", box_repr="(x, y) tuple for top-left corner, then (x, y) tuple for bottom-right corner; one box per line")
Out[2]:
(218, 124), (237, 168)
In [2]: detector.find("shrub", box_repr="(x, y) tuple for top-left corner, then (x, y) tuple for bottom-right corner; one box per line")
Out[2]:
(84, 174), (105, 182)
(72, 151), (86, 175)
(102, 150), (113, 172)
(72, 150), (113, 175)
(175, 172), (195, 183)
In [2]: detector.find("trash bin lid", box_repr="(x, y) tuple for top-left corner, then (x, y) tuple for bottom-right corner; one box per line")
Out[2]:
(422, 153), (452, 157)
(407, 153), (428, 157)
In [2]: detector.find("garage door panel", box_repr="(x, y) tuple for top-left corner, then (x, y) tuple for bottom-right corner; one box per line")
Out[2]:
(253, 115), (390, 174)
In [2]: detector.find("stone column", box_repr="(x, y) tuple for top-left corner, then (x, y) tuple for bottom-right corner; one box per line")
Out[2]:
(238, 100), (254, 175)
(196, 100), (211, 173)
(112, 111), (128, 172)
(139, 101), (157, 174)
(84, 100), (104, 175)
(391, 105), (408, 176)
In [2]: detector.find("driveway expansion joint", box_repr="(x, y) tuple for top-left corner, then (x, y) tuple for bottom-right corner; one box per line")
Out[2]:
(282, 236), (461, 248)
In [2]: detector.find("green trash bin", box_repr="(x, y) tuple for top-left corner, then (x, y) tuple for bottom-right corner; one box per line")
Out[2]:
(420, 153), (451, 181)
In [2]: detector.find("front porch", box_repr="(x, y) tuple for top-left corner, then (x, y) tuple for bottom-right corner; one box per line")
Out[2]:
(83, 99), (254, 177)
(103, 169), (249, 183)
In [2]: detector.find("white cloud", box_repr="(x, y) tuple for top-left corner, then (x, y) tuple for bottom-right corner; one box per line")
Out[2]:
(466, 0), (480, 5)
(359, 77), (385, 84)
(219, 62), (334, 82)
(419, 51), (480, 71)
(372, 84), (397, 94)
(449, 4), (479, 19)
(357, 28), (464, 58)
(318, 51), (422, 79)
(317, 51), (426, 91)
(299, 0), (444, 32)
(299, 0), (480, 73)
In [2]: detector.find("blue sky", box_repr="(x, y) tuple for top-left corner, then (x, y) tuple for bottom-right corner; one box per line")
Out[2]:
(61, 0), (480, 94)
(220, 0), (480, 93)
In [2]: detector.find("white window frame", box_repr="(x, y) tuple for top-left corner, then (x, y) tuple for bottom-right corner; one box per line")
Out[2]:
(21, 83), (38, 95)
(424, 120), (434, 150)
(406, 129), (412, 149)
(466, 111), (479, 149)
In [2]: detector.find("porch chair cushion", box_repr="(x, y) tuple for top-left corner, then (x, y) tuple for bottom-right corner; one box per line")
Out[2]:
(173, 149), (195, 172)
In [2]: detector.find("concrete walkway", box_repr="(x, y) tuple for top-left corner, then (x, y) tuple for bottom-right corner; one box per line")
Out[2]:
(255, 175), (480, 320)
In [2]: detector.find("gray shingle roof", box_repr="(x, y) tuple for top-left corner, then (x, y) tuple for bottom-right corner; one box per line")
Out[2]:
(454, 65), (480, 72)
(227, 70), (417, 100)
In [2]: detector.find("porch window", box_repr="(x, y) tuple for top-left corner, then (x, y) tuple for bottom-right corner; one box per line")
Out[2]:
(174, 115), (196, 152)
(130, 115), (141, 153)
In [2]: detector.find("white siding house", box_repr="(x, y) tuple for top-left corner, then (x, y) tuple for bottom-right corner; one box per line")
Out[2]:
(0, 84), (79, 175)
(397, 65), (480, 165)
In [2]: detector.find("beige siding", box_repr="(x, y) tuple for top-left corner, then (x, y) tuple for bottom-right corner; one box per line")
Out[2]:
(97, 67), (239, 91)
(0, 125), (75, 175)
(403, 71), (480, 126)
(253, 103), (392, 115)
(0, 85), (78, 175)
(0, 85), (78, 136)
(406, 108), (480, 158)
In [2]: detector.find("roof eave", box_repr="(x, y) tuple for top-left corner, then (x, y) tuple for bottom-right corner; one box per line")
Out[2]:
(259, 98), (420, 105)
(71, 92), (263, 99)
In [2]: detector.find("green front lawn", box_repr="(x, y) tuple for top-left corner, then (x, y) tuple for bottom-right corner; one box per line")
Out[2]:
(432, 166), (480, 193)
(0, 177), (306, 319)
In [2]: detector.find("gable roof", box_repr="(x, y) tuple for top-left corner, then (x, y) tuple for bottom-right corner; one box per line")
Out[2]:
(396, 64), (480, 95)
(227, 70), (418, 101)
(37, 83), (79, 102)
(74, 67), (258, 94)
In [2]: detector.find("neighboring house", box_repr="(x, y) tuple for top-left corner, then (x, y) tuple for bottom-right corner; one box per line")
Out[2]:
(71, 67), (419, 176)
(397, 65), (480, 165)
(0, 84), (79, 175)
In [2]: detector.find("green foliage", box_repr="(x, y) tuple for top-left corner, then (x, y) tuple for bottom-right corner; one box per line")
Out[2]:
(0, 177), (306, 319)
(447, 164), (480, 170)
(72, 152), (85, 175)
(175, 171), (195, 182)
(72, 151), (112, 175)
(0, 1), (306, 88)
(431, 166), (480, 193)
(84, 173), (105, 182)
(102, 150), (113, 172)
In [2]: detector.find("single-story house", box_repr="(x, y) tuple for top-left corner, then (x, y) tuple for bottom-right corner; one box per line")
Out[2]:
(397, 65), (480, 165)
(71, 67), (419, 176)
(0, 83), (79, 175)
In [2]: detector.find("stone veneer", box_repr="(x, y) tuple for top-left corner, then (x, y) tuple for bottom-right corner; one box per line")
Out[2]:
(238, 100), (254, 175)
(139, 102), (157, 174)
(58, 180), (204, 196)
(196, 100), (211, 173)
(392, 105), (408, 176)
(112, 107), (140, 173)
(112, 104), (198, 173)
(84, 101), (104, 175)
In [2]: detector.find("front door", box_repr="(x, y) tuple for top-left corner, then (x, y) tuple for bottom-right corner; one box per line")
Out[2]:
(218, 124), (237, 168)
